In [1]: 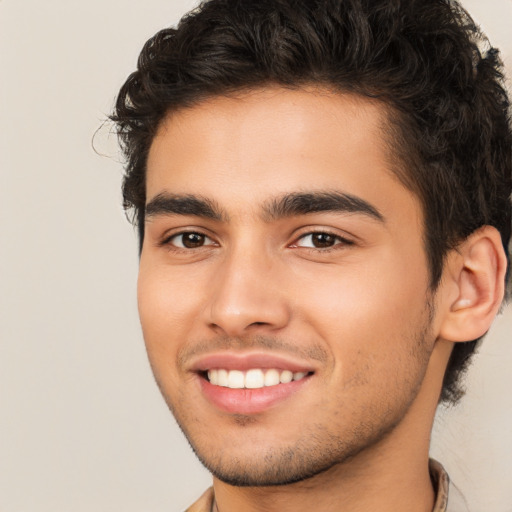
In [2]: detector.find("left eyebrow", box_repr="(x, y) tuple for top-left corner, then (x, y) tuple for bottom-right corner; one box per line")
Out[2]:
(263, 191), (384, 222)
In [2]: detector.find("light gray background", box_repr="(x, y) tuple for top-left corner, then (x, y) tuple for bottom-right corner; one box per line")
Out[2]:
(1, 1), (511, 511)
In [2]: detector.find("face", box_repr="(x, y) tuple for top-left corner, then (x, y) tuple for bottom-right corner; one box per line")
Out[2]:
(139, 88), (438, 486)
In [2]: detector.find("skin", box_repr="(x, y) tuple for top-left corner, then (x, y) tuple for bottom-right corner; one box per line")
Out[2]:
(138, 87), (470, 512)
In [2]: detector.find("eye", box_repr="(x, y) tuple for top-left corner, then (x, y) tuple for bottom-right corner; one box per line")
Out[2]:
(167, 232), (216, 249)
(294, 232), (351, 249)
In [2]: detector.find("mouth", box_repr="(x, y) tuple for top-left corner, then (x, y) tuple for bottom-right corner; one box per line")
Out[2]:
(203, 368), (311, 389)
(191, 352), (316, 414)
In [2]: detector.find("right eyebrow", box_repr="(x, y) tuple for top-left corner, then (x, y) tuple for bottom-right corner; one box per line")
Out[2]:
(145, 193), (227, 222)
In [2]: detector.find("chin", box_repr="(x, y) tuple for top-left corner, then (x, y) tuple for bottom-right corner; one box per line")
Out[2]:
(180, 415), (402, 488)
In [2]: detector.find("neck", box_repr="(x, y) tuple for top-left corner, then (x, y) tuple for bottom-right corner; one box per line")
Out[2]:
(212, 436), (435, 512)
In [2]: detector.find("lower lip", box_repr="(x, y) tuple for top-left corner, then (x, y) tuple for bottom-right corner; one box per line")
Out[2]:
(199, 375), (311, 415)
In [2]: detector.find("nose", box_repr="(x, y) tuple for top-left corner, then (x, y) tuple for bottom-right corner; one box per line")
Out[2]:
(205, 248), (291, 337)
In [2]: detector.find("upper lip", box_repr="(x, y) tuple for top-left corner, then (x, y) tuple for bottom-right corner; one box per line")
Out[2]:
(189, 351), (317, 373)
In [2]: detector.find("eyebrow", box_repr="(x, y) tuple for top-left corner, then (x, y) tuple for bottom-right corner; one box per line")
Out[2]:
(145, 193), (226, 221)
(144, 190), (384, 223)
(263, 191), (384, 222)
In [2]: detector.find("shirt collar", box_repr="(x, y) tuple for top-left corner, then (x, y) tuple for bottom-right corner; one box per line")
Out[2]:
(430, 458), (450, 512)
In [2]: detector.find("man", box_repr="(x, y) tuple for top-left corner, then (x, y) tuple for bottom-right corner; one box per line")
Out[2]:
(112, 0), (511, 510)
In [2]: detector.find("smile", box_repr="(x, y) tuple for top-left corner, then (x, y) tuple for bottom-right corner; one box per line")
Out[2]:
(207, 368), (309, 389)
(191, 352), (317, 414)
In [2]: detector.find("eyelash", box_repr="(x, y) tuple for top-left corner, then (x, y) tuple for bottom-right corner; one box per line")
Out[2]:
(159, 231), (216, 250)
(291, 230), (354, 252)
(159, 229), (354, 253)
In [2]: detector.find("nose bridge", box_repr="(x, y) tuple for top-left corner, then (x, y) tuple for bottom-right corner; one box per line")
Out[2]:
(206, 239), (290, 335)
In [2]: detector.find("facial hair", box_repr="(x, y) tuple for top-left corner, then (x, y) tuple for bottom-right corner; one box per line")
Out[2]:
(151, 303), (436, 487)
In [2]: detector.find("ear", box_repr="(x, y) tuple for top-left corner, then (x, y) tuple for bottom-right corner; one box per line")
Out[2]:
(438, 226), (508, 342)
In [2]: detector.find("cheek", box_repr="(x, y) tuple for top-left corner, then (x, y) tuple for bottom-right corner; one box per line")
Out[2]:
(297, 261), (426, 325)
(136, 263), (207, 387)
(137, 262), (205, 337)
(291, 251), (430, 374)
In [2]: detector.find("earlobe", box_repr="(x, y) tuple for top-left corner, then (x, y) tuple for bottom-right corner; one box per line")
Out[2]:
(439, 226), (507, 343)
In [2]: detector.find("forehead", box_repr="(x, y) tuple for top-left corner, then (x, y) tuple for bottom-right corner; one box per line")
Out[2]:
(146, 87), (419, 225)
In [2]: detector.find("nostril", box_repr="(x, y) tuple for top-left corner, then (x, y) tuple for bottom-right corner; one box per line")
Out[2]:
(206, 291), (291, 336)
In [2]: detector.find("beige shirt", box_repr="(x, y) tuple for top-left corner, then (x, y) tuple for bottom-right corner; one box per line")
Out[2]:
(185, 460), (468, 512)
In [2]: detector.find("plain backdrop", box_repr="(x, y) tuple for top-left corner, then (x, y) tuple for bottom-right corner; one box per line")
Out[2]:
(1, 1), (511, 511)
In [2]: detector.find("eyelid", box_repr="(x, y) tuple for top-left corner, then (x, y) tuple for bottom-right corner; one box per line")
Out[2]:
(159, 228), (218, 249)
(290, 228), (355, 248)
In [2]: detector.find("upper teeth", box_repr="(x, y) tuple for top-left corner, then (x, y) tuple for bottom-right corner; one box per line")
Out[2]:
(207, 368), (307, 389)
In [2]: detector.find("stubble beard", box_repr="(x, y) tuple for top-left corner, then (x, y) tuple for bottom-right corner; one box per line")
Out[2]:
(152, 304), (436, 488)
(186, 417), (413, 487)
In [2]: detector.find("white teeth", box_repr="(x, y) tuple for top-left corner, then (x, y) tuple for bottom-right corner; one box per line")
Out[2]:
(279, 370), (293, 384)
(207, 368), (309, 389)
(245, 369), (265, 389)
(217, 369), (229, 387)
(208, 369), (218, 385)
(227, 370), (245, 389)
(264, 369), (280, 387)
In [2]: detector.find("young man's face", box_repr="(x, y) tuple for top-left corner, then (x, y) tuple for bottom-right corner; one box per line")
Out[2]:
(139, 88), (444, 486)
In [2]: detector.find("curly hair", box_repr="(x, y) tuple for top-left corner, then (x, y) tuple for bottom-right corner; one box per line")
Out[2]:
(112, 0), (512, 404)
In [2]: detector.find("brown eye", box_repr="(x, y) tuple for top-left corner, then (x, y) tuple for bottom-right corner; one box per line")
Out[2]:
(295, 232), (352, 249)
(182, 233), (205, 248)
(169, 232), (214, 249)
(310, 233), (336, 248)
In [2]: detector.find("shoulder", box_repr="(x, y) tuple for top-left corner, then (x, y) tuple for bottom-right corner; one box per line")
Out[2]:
(184, 487), (214, 512)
